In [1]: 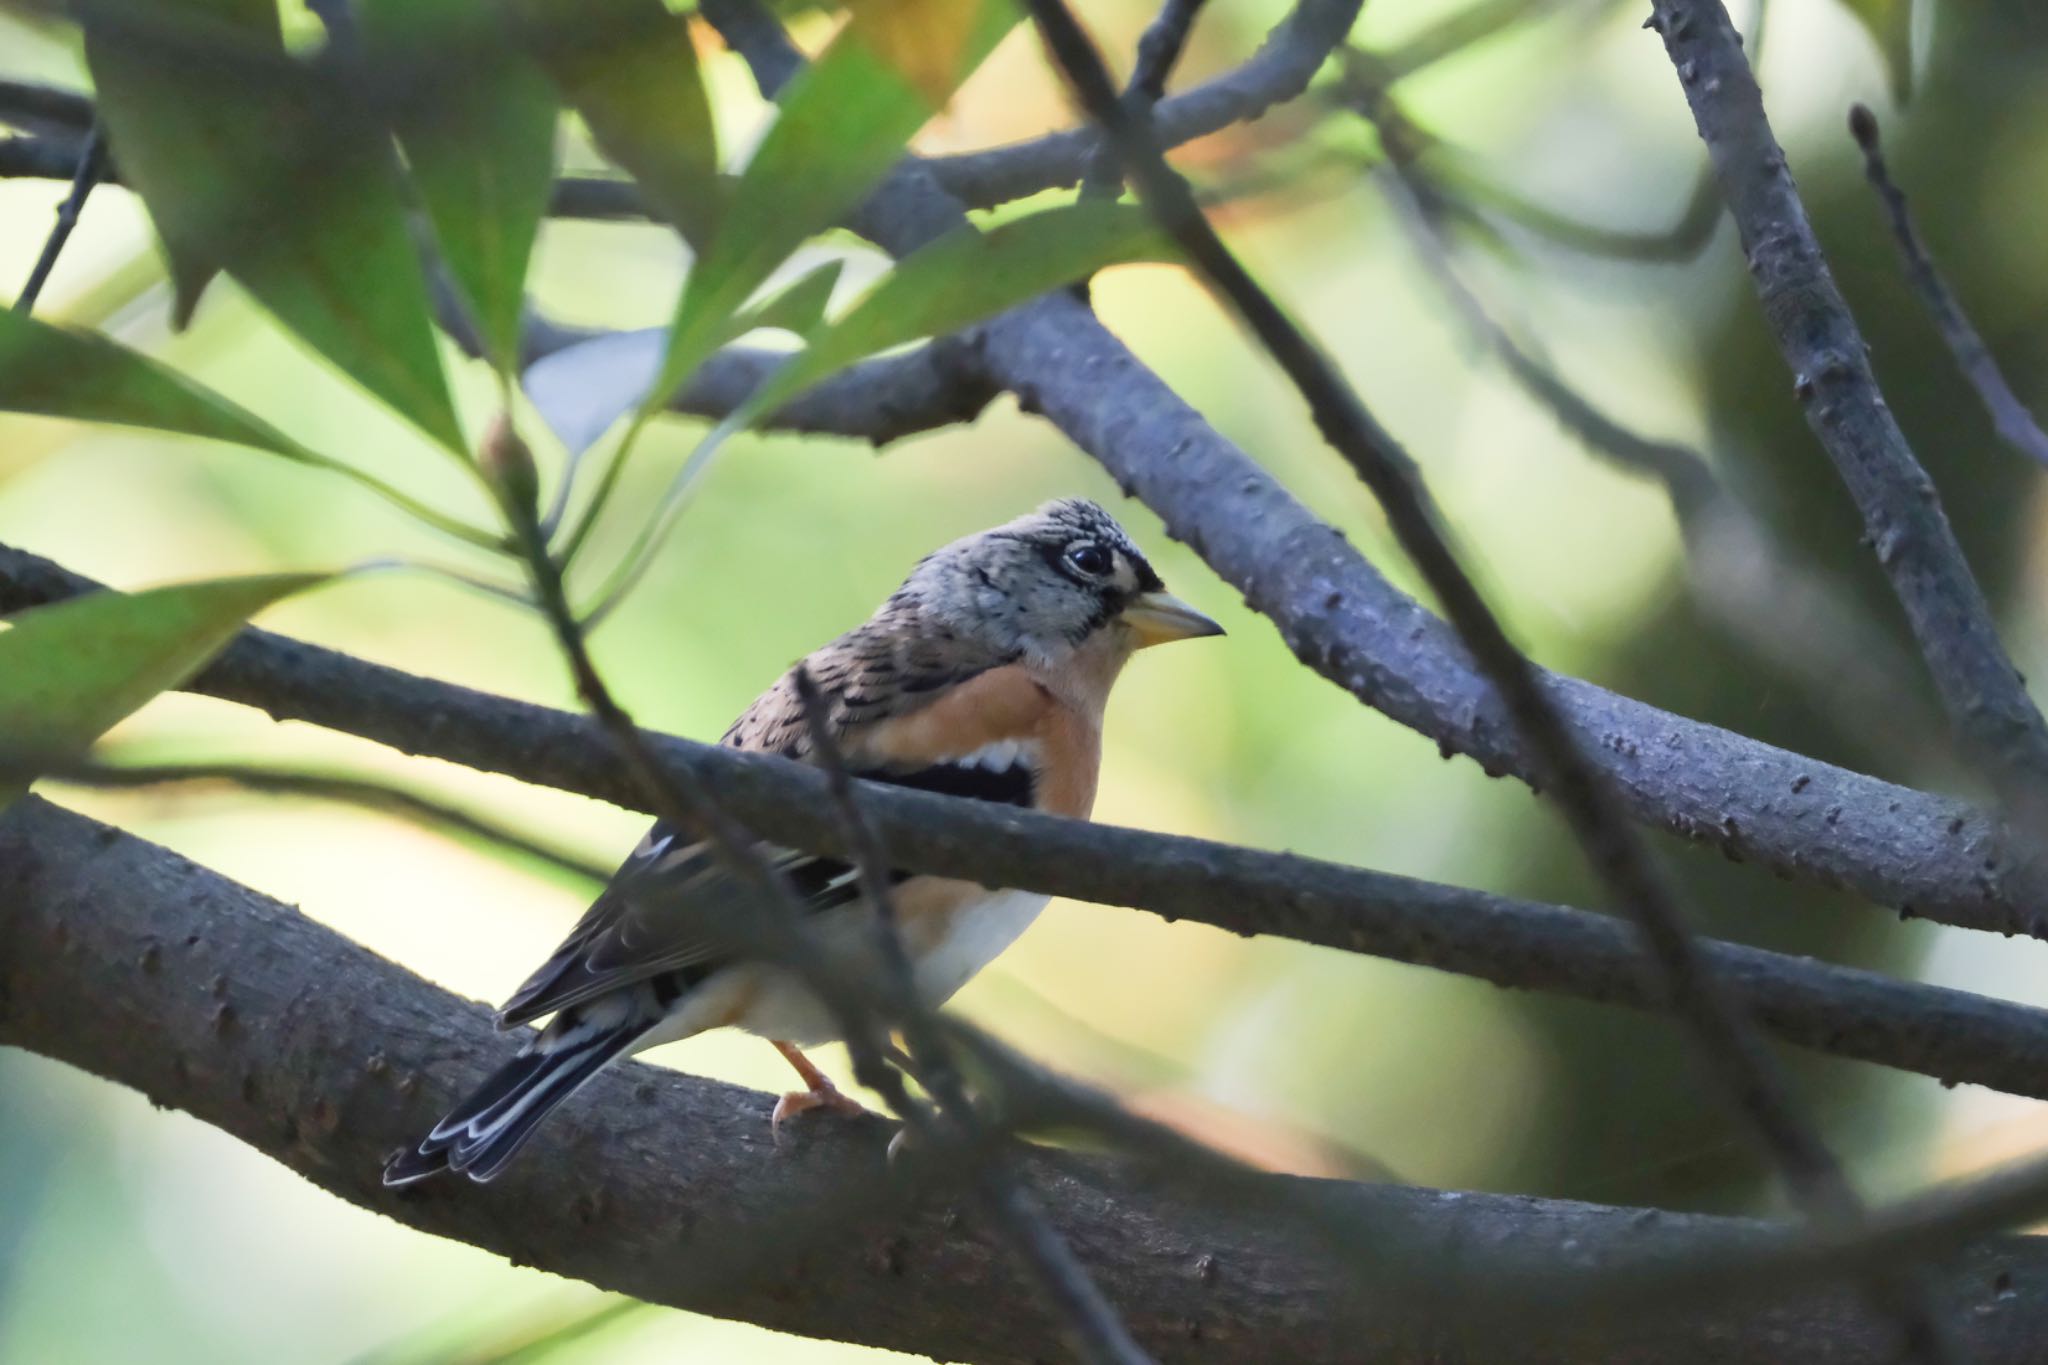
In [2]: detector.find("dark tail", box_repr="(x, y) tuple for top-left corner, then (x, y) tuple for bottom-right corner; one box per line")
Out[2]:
(383, 1013), (645, 1186)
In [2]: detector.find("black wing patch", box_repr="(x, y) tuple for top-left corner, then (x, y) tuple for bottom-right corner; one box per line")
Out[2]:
(872, 753), (1036, 808)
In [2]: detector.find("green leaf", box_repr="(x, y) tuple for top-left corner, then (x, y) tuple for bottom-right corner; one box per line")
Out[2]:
(739, 201), (1173, 423)
(0, 309), (315, 461)
(0, 573), (330, 808)
(510, 0), (721, 249)
(84, 11), (465, 451)
(361, 0), (560, 374)
(643, 0), (1020, 419)
(79, 0), (282, 320)
(736, 259), (844, 337)
(1839, 0), (1913, 103)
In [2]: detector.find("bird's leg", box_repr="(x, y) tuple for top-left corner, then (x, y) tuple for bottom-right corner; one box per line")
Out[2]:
(770, 1040), (866, 1126)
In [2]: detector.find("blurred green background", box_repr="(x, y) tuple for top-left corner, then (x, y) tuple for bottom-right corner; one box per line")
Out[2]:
(6, 0), (2048, 1359)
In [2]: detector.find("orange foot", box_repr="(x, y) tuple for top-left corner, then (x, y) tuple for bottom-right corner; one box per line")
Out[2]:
(770, 1039), (867, 1131)
(771, 1080), (868, 1128)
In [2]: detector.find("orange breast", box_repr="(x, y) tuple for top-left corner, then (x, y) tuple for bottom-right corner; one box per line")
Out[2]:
(849, 662), (1102, 820)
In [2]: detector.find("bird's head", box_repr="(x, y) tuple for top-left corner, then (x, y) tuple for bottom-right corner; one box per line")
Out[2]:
(897, 498), (1223, 668)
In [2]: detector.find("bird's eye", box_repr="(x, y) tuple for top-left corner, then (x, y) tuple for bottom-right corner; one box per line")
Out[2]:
(1065, 542), (1113, 577)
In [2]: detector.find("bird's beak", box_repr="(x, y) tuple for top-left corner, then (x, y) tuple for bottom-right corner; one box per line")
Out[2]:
(1122, 591), (1225, 648)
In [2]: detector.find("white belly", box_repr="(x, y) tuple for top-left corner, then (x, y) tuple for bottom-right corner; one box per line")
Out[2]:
(645, 889), (1050, 1049)
(910, 888), (1047, 1006)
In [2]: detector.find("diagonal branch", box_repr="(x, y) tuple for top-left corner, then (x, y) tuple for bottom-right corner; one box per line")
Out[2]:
(12, 543), (2048, 1106)
(1020, 1), (1949, 1357)
(1648, 0), (2048, 826)
(8, 795), (2048, 1364)
(1849, 104), (2048, 472)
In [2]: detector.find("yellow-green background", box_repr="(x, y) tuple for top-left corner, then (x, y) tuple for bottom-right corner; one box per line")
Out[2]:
(6, 0), (2048, 1359)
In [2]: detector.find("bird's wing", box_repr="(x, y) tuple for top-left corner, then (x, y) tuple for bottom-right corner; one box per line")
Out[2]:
(495, 616), (1042, 1030)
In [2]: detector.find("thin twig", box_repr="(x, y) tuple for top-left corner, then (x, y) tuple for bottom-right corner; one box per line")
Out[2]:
(13, 125), (106, 314)
(1376, 159), (1947, 765)
(1021, 3), (1956, 1359)
(34, 757), (610, 882)
(1077, 0), (1209, 201)
(1850, 104), (2048, 471)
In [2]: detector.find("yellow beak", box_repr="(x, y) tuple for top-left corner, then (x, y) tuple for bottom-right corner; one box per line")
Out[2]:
(1122, 590), (1225, 648)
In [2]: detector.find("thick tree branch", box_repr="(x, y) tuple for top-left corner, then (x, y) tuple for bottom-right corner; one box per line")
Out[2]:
(9, 543), (2048, 1106)
(6, 796), (2048, 1364)
(0, 78), (93, 136)
(733, 0), (2045, 940)
(667, 0), (2047, 948)
(1025, 4), (1947, 1356)
(1647, 0), (2048, 822)
(1377, 160), (1943, 760)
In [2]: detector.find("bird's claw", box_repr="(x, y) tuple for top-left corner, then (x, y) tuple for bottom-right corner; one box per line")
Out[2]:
(771, 1081), (867, 1135)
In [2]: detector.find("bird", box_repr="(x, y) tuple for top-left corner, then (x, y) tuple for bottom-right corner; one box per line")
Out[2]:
(383, 497), (1223, 1186)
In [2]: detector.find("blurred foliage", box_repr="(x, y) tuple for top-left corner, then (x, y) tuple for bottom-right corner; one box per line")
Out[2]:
(5, 0), (2048, 1360)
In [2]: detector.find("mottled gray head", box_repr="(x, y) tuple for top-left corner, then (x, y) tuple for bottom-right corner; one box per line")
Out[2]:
(893, 498), (1222, 664)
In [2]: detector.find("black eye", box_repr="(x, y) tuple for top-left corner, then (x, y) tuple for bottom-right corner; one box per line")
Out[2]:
(1065, 542), (1113, 577)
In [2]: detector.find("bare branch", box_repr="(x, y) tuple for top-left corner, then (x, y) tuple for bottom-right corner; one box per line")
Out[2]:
(687, 0), (2048, 940)
(8, 795), (2048, 1364)
(36, 756), (610, 883)
(1077, 0), (1210, 201)
(1849, 104), (2048, 471)
(1377, 162), (1946, 763)
(921, 0), (1358, 210)
(11, 125), (104, 313)
(1022, 2), (1955, 1354)
(16, 556), (2048, 1110)
(0, 77), (94, 136)
(1649, 0), (2048, 828)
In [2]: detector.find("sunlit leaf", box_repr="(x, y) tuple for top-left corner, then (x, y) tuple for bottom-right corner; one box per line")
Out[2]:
(739, 201), (1172, 422)
(0, 309), (315, 460)
(856, 0), (982, 106)
(80, 0), (281, 321)
(0, 573), (330, 808)
(83, 11), (465, 451)
(362, 0), (560, 374)
(510, 0), (722, 248)
(1838, 0), (1913, 103)
(642, 0), (1019, 421)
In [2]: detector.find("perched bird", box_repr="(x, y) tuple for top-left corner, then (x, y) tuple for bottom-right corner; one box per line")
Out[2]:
(384, 498), (1222, 1186)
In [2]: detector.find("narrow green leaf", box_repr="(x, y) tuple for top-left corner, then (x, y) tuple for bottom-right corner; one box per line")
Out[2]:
(643, 0), (1020, 419)
(510, 0), (722, 249)
(740, 201), (1173, 422)
(80, 0), (282, 321)
(1838, 0), (1913, 103)
(0, 309), (314, 460)
(737, 260), (844, 337)
(84, 13), (465, 451)
(0, 573), (330, 808)
(361, 0), (560, 374)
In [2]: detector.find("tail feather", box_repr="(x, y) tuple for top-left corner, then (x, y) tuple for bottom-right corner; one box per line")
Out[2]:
(383, 1014), (646, 1187)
